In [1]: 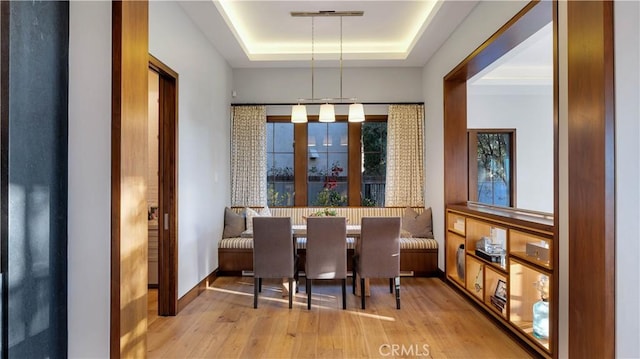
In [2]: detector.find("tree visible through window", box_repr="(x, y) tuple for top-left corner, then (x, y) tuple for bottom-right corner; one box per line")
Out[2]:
(362, 122), (387, 206)
(468, 130), (515, 207)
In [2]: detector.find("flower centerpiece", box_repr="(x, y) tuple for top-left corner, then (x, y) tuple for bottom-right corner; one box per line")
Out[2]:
(311, 208), (337, 217)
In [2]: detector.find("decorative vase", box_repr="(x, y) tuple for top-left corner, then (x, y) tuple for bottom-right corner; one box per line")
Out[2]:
(532, 299), (549, 339)
(456, 244), (465, 280)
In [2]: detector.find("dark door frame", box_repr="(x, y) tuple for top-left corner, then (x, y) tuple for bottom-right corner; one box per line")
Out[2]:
(149, 54), (179, 316)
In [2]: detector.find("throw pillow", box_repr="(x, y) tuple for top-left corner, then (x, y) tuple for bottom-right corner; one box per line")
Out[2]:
(245, 206), (271, 233)
(402, 207), (433, 238)
(222, 207), (245, 238)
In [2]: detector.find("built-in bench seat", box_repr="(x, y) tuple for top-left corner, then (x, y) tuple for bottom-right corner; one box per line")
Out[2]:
(219, 236), (437, 251)
(217, 207), (438, 277)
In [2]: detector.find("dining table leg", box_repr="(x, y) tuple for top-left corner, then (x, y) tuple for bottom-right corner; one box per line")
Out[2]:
(353, 273), (370, 297)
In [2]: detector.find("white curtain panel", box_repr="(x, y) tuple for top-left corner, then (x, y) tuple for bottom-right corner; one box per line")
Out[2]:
(231, 105), (267, 206)
(385, 104), (425, 207)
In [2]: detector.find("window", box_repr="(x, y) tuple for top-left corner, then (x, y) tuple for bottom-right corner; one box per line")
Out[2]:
(266, 116), (387, 207)
(266, 122), (294, 206)
(361, 122), (387, 206)
(468, 130), (515, 207)
(307, 122), (348, 206)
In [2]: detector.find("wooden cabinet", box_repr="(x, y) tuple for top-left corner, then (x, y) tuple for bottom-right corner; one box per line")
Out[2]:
(446, 204), (554, 358)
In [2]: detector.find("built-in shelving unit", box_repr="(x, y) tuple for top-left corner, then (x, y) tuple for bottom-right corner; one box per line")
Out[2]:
(446, 203), (554, 358)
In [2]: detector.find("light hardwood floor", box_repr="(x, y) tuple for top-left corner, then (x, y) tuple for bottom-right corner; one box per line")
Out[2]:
(148, 277), (532, 358)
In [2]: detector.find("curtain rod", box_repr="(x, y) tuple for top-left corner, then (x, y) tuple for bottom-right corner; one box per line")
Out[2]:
(231, 102), (424, 106)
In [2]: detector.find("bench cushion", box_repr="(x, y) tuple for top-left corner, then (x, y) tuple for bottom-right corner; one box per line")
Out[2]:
(218, 237), (253, 249)
(218, 237), (438, 250)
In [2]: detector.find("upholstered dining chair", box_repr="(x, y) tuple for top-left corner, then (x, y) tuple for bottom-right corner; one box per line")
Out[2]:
(305, 216), (348, 310)
(352, 217), (402, 309)
(252, 217), (296, 309)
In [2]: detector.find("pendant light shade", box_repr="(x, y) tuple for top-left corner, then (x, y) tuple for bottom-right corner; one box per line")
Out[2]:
(319, 104), (335, 122)
(348, 103), (365, 122)
(291, 104), (308, 123)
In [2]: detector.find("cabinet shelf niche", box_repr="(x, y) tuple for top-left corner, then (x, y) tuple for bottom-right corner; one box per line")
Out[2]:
(446, 232), (466, 286)
(509, 258), (552, 353)
(509, 229), (553, 270)
(445, 205), (554, 359)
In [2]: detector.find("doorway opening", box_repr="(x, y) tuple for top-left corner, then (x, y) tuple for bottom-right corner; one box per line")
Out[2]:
(148, 55), (179, 317)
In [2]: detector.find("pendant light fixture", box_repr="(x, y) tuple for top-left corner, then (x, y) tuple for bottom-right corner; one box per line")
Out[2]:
(290, 11), (365, 123)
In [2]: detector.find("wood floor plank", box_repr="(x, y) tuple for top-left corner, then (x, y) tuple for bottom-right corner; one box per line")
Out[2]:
(147, 277), (533, 358)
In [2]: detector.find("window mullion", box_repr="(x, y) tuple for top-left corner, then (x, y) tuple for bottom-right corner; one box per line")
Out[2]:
(348, 122), (361, 206)
(294, 123), (307, 206)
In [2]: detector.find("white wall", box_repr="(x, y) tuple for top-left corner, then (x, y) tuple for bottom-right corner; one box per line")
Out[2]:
(233, 67), (423, 105)
(68, 1), (111, 357)
(149, 1), (233, 297)
(467, 90), (554, 213)
(68, 2), (233, 356)
(422, 0), (529, 271)
(615, 1), (640, 357)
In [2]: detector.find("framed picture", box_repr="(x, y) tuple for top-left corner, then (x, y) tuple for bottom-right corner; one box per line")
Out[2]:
(494, 279), (507, 302)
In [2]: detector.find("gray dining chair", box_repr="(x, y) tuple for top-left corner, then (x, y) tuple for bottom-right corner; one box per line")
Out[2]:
(305, 216), (347, 310)
(352, 217), (402, 309)
(252, 217), (296, 309)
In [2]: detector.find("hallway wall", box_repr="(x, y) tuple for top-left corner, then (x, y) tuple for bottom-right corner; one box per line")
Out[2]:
(68, 1), (111, 357)
(149, 1), (233, 298)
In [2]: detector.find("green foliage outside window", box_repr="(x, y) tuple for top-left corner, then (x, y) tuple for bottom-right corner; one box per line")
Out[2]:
(313, 161), (347, 207)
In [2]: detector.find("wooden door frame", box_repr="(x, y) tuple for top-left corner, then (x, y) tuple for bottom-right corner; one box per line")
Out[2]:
(443, 1), (559, 356)
(149, 54), (179, 316)
(111, 1), (149, 357)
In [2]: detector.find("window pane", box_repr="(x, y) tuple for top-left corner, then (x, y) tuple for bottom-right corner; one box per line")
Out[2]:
(266, 123), (274, 152)
(267, 122), (294, 206)
(308, 123), (348, 206)
(476, 133), (511, 206)
(362, 122), (387, 206)
(274, 122), (293, 152)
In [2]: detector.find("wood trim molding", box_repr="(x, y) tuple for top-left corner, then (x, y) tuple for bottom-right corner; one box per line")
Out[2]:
(445, 1), (550, 82)
(567, 2), (615, 357)
(110, 3), (123, 356)
(348, 122), (361, 206)
(177, 269), (219, 312)
(293, 123), (307, 206)
(111, 1), (149, 357)
(443, 78), (468, 207)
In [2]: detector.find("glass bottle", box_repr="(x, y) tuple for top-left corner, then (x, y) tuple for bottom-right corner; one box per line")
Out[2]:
(532, 275), (549, 339)
(532, 298), (549, 339)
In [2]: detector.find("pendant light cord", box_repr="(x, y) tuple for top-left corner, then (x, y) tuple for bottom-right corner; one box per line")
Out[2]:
(311, 16), (315, 101)
(340, 16), (343, 100)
